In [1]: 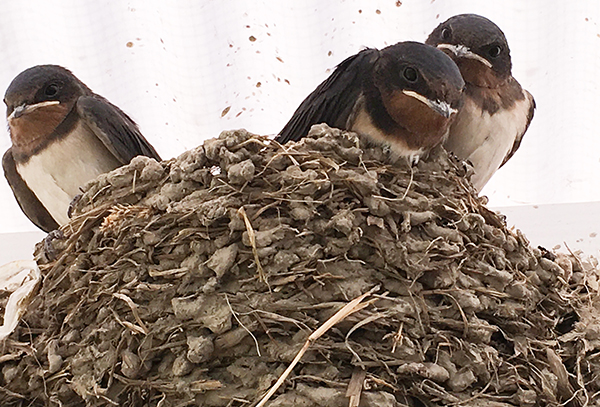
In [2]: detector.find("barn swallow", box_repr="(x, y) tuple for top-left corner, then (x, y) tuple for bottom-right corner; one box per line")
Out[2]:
(276, 41), (465, 161)
(2, 65), (161, 232)
(426, 14), (535, 191)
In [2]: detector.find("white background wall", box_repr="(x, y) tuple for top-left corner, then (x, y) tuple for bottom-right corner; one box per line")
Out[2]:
(0, 0), (599, 260)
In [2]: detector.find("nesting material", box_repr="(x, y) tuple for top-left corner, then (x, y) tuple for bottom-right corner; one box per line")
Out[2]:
(0, 260), (40, 340)
(1, 125), (600, 407)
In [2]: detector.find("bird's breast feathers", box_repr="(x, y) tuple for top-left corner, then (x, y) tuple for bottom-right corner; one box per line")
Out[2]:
(15, 121), (121, 225)
(445, 90), (533, 190)
(351, 105), (426, 159)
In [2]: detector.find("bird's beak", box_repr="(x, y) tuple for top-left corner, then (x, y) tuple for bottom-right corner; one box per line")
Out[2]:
(436, 43), (493, 68)
(8, 100), (61, 121)
(402, 90), (457, 119)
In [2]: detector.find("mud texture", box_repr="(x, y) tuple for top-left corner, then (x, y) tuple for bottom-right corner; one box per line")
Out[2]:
(1, 125), (599, 407)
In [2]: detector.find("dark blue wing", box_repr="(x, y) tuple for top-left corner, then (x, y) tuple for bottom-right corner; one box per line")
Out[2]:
(276, 48), (380, 143)
(76, 96), (161, 164)
(3, 149), (59, 233)
(500, 89), (535, 168)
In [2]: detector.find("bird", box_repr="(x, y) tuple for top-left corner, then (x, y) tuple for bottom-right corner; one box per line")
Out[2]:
(2, 64), (161, 233)
(275, 41), (465, 162)
(425, 14), (535, 192)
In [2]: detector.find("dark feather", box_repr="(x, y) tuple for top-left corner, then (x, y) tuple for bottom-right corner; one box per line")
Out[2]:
(500, 91), (535, 168)
(76, 96), (161, 164)
(276, 48), (380, 143)
(2, 149), (59, 233)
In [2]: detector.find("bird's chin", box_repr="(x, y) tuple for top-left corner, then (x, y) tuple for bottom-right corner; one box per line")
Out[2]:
(429, 100), (458, 119)
(401, 90), (457, 119)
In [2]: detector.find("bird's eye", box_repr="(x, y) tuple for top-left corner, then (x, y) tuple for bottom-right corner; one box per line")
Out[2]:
(403, 67), (418, 83)
(44, 84), (59, 97)
(441, 27), (451, 40)
(488, 45), (502, 58)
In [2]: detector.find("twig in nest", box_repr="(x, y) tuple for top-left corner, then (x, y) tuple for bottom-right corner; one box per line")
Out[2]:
(391, 322), (404, 353)
(422, 290), (469, 337)
(190, 380), (224, 392)
(0, 385), (25, 399)
(107, 334), (127, 389)
(366, 374), (399, 392)
(249, 309), (311, 332)
(148, 267), (188, 278)
(62, 295), (87, 327)
(564, 242), (589, 291)
(112, 310), (147, 336)
(268, 139), (301, 167)
(254, 285), (379, 407)
(344, 310), (390, 365)
(252, 201), (280, 220)
(225, 294), (261, 357)
(575, 353), (590, 407)
(89, 184), (112, 204)
(113, 293), (149, 335)
(238, 206), (268, 288)
(546, 348), (574, 400)
(401, 163), (414, 200)
(346, 368), (367, 407)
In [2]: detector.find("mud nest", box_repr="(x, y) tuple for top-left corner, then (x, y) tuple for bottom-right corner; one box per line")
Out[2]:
(2, 125), (600, 407)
